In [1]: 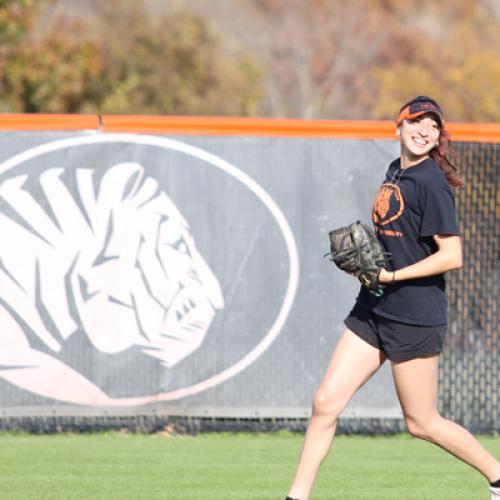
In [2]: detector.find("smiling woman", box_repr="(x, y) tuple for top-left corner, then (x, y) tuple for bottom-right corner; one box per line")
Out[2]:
(286, 96), (500, 500)
(396, 96), (464, 188)
(398, 115), (441, 163)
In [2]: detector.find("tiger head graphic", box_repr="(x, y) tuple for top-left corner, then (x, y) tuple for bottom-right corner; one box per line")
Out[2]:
(0, 162), (224, 369)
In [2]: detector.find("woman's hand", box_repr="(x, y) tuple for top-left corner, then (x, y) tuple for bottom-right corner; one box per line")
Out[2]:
(378, 268), (395, 284)
(376, 235), (462, 285)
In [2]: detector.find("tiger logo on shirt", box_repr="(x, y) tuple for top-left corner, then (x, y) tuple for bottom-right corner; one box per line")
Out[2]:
(372, 183), (404, 237)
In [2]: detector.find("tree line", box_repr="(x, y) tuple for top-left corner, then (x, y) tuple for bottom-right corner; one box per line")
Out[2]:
(0, 0), (499, 121)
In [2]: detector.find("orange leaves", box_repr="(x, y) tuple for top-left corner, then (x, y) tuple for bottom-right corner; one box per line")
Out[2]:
(1, 0), (498, 120)
(0, 1), (262, 115)
(0, 8), (104, 113)
(367, 1), (500, 121)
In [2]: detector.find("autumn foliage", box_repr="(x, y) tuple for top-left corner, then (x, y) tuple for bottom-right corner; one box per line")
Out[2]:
(0, 0), (498, 121)
(0, 0), (262, 115)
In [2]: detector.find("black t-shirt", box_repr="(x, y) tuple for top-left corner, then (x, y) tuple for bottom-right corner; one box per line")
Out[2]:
(357, 157), (460, 326)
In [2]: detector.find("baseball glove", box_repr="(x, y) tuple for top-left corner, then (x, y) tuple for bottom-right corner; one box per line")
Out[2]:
(325, 220), (390, 296)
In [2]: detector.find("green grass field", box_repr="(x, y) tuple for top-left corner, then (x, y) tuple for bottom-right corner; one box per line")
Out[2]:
(0, 432), (498, 499)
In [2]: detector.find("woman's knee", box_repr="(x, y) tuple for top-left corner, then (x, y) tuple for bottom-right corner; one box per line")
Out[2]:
(312, 388), (344, 419)
(405, 414), (442, 441)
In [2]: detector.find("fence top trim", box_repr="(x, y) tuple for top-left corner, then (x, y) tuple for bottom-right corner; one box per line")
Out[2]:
(0, 114), (100, 130)
(0, 114), (499, 142)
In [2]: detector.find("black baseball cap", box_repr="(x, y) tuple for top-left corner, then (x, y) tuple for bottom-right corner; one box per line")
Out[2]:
(396, 96), (445, 128)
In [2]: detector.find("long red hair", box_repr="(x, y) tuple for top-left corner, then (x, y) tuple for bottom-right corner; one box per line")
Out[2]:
(430, 128), (464, 188)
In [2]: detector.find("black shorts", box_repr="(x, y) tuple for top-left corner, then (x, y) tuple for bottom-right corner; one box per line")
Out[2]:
(344, 302), (446, 362)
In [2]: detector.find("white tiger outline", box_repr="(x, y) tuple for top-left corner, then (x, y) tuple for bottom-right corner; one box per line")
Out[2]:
(0, 162), (224, 403)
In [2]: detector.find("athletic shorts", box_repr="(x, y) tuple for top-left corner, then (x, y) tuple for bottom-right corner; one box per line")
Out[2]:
(344, 302), (446, 362)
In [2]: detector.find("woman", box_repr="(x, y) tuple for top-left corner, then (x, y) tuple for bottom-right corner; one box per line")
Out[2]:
(286, 96), (500, 500)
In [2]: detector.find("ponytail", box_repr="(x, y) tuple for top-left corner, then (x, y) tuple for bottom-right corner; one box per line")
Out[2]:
(429, 128), (464, 188)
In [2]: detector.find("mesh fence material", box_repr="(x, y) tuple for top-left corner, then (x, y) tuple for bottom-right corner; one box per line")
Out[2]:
(0, 139), (497, 435)
(440, 141), (499, 433)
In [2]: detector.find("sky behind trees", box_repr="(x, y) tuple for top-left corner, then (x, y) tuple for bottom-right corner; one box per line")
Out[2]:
(1, 0), (499, 122)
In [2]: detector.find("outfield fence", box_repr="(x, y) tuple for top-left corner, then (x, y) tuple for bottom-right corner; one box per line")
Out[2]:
(0, 116), (497, 433)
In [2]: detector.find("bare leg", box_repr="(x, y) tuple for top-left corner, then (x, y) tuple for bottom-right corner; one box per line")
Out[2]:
(391, 355), (500, 482)
(287, 329), (387, 500)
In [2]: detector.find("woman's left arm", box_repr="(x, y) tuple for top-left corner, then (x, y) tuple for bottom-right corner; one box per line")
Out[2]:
(379, 235), (462, 283)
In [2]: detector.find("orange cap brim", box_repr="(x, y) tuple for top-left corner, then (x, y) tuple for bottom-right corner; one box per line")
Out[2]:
(396, 107), (444, 127)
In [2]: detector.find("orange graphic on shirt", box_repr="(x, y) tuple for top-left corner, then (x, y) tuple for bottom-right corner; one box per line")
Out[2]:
(372, 183), (405, 237)
(375, 188), (392, 219)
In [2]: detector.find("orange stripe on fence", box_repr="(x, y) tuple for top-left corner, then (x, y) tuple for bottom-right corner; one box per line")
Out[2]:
(0, 114), (100, 131)
(101, 115), (397, 139)
(445, 122), (500, 143)
(101, 116), (500, 143)
(0, 114), (499, 142)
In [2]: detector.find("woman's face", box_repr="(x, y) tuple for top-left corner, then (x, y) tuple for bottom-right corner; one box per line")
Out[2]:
(398, 113), (440, 160)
